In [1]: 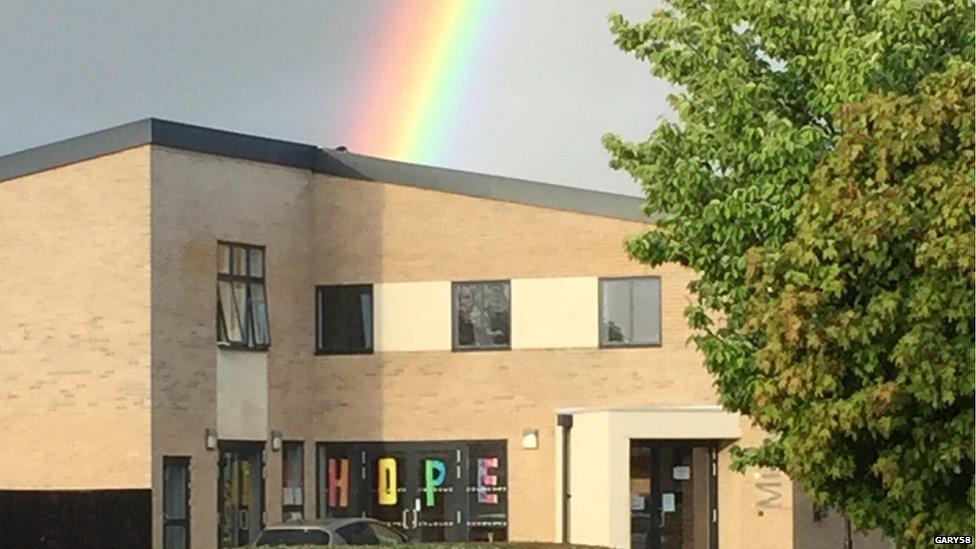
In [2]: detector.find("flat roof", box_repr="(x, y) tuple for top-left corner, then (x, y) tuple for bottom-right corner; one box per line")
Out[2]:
(0, 118), (652, 222)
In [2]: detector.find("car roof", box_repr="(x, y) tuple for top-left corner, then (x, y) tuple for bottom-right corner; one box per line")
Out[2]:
(261, 517), (379, 532)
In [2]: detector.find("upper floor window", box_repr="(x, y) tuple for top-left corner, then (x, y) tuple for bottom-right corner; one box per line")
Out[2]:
(453, 281), (511, 351)
(600, 277), (661, 347)
(316, 285), (373, 355)
(217, 242), (270, 349)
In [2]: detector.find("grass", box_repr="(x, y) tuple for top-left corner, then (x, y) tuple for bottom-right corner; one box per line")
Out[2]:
(268, 542), (602, 549)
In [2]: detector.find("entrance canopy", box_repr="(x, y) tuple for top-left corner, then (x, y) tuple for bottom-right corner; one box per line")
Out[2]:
(555, 406), (741, 548)
(557, 405), (741, 440)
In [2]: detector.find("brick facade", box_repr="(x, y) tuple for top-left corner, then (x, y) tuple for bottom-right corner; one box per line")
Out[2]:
(0, 137), (890, 548)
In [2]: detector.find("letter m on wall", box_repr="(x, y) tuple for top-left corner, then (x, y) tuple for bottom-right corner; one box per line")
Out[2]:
(756, 471), (783, 508)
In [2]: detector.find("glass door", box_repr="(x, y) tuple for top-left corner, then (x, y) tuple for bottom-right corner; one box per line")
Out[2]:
(218, 442), (265, 548)
(631, 441), (717, 549)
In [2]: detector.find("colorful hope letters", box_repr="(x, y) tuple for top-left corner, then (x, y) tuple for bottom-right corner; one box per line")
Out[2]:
(327, 458), (349, 508)
(365, 456), (500, 507)
(478, 457), (499, 504)
(377, 457), (397, 505)
(424, 459), (446, 507)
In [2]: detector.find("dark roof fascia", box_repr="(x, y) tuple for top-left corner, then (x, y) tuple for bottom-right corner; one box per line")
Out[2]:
(0, 119), (153, 183)
(151, 119), (320, 169)
(316, 150), (651, 221)
(0, 118), (651, 222)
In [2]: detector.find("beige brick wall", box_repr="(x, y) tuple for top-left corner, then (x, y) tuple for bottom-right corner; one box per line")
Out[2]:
(304, 175), (714, 542)
(0, 147), (152, 489)
(0, 144), (885, 548)
(310, 174), (657, 282)
(146, 148), (867, 547)
(150, 146), (316, 548)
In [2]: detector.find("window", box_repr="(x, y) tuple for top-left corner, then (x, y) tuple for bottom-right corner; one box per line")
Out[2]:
(316, 285), (373, 355)
(336, 522), (378, 544)
(600, 277), (662, 347)
(282, 441), (304, 521)
(255, 529), (329, 546)
(453, 281), (511, 350)
(216, 242), (270, 349)
(162, 457), (190, 549)
(367, 523), (408, 544)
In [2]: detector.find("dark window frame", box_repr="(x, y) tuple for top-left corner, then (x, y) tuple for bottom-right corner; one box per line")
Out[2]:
(451, 280), (512, 352)
(216, 241), (271, 351)
(598, 276), (663, 348)
(282, 440), (305, 520)
(314, 284), (374, 356)
(162, 456), (191, 549)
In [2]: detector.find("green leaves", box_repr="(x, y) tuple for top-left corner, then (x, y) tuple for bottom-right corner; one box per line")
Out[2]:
(747, 63), (975, 544)
(606, 1), (974, 544)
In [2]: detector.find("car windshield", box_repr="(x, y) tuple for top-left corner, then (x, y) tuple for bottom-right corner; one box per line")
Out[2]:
(256, 528), (330, 546)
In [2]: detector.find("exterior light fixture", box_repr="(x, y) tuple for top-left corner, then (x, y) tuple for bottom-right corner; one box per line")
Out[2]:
(270, 430), (283, 452)
(522, 428), (539, 450)
(205, 428), (218, 451)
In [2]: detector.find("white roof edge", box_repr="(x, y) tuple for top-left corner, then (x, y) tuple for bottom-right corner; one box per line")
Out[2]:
(554, 404), (730, 415)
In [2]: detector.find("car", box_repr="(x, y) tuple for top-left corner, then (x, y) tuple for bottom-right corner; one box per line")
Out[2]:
(250, 517), (410, 547)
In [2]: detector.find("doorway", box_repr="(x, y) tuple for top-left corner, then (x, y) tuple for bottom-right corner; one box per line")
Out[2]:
(218, 442), (265, 548)
(630, 441), (718, 549)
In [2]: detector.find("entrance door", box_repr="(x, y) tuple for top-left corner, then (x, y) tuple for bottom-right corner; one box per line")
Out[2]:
(218, 442), (265, 548)
(631, 441), (717, 549)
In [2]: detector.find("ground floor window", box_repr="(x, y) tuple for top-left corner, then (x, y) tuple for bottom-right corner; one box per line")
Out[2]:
(630, 441), (718, 549)
(282, 441), (305, 521)
(163, 456), (191, 549)
(317, 440), (507, 542)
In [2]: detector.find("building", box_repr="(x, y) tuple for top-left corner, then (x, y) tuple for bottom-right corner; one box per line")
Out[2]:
(0, 119), (890, 549)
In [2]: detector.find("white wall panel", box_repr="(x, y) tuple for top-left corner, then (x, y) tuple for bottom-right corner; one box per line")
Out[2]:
(512, 277), (598, 349)
(374, 281), (452, 351)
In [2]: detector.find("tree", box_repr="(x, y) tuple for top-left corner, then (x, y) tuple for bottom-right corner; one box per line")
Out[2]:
(604, 1), (974, 543)
(746, 61), (974, 544)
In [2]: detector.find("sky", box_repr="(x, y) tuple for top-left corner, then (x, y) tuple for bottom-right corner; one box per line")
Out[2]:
(0, 0), (672, 197)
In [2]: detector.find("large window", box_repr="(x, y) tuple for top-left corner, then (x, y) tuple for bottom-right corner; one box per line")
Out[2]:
(453, 281), (511, 351)
(316, 285), (373, 355)
(163, 456), (190, 549)
(600, 277), (662, 347)
(217, 242), (270, 349)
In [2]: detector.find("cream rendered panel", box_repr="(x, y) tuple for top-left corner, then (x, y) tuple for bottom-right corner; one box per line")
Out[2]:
(567, 412), (614, 545)
(374, 281), (451, 351)
(216, 349), (269, 440)
(511, 277), (598, 349)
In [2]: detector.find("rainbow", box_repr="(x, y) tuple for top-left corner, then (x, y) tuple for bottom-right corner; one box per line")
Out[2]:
(344, 0), (495, 165)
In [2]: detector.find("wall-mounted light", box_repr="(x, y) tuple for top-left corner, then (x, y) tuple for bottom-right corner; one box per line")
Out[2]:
(205, 428), (218, 451)
(522, 428), (539, 450)
(270, 430), (283, 452)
